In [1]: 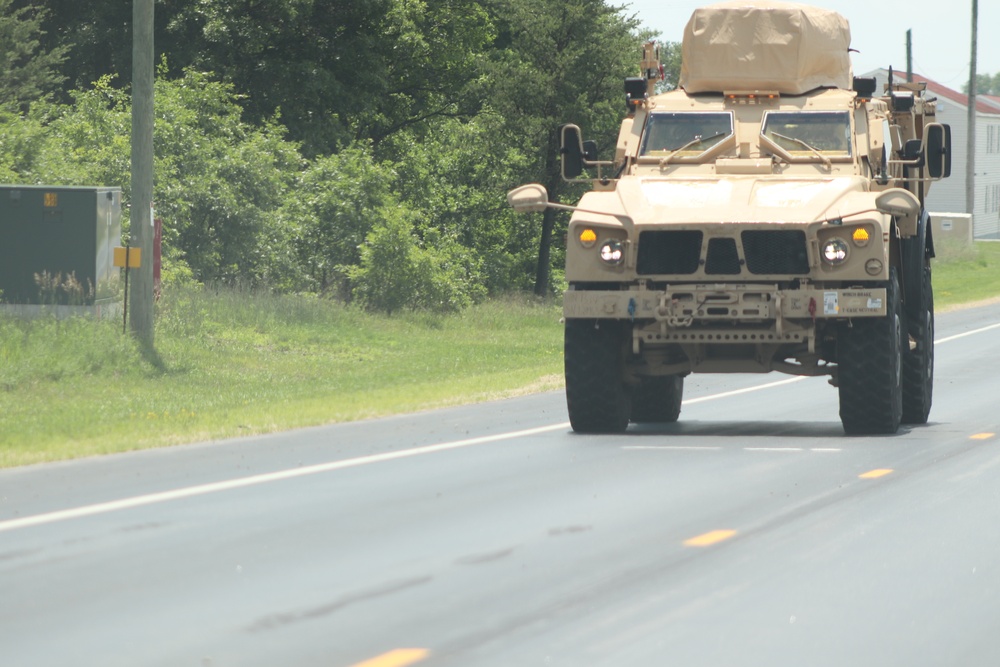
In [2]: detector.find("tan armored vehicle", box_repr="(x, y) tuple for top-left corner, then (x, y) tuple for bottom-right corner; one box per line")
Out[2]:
(508, 1), (951, 434)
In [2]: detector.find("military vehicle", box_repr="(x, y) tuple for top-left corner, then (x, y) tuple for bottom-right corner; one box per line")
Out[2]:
(508, 1), (951, 434)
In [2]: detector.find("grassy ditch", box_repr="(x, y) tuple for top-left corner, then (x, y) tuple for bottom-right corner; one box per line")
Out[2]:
(0, 291), (563, 467)
(2, 241), (999, 467)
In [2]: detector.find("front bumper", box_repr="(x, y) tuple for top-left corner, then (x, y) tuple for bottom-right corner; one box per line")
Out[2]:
(564, 284), (887, 322)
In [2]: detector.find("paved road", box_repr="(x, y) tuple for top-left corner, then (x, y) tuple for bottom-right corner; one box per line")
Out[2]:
(3, 303), (1000, 667)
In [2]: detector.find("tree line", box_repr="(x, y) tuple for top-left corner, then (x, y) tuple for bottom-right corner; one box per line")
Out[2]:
(1, 0), (677, 310)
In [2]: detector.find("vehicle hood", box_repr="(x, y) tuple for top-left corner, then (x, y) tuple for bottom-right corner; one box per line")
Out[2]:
(581, 176), (875, 226)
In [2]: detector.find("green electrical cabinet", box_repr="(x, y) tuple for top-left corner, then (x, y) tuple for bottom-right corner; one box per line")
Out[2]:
(0, 185), (122, 306)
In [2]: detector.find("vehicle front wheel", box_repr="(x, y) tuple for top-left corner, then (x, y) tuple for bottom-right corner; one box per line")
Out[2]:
(564, 319), (631, 433)
(837, 268), (904, 435)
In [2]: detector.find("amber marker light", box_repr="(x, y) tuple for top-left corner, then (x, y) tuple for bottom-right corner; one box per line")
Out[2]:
(852, 226), (871, 247)
(579, 228), (598, 248)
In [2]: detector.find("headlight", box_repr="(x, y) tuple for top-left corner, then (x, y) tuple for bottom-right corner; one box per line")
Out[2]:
(821, 238), (849, 265)
(599, 239), (625, 265)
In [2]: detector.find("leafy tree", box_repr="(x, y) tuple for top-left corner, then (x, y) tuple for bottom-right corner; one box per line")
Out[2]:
(659, 41), (682, 91)
(0, 0), (67, 107)
(0, 104), (49, 181)
(9, 0), (184, 92)
(158, 0), (494, 156)
(356, 0), (495, 148)
(385, 113), (539, 294)
(160, 0), (390, 154)
(963, 72), (1000, 97)
(278, 145), (397, 296)
(153, 69), (302, 284)
(484, 0), (643, 295)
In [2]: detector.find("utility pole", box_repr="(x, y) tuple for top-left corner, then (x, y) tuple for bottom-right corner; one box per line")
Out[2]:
(906, 30), (913, 82)
(130, 0), (154, 344)
(966, 0), (977, 216)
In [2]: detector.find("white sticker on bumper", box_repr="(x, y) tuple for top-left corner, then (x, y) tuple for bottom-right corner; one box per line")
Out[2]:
(824, 291), (838, 315)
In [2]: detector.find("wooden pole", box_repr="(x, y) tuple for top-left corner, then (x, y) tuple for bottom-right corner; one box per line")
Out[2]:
(966, 0), (977, 217)
(906, 30), (913, 83)
(130, 0), (154, 344)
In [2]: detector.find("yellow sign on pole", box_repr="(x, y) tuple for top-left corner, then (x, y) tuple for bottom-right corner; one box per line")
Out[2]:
(113, 246), (142, 268)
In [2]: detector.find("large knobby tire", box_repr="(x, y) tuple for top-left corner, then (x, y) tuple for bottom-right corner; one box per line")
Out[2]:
(564, 319), (631, 433)
(837, 268), (904, 435)
(902, 264), (934, 424)
(630, 375), (684, 423)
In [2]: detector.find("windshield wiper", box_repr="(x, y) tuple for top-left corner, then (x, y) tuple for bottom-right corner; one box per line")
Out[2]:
(658, 132), (726, 167)
(770, 131), (832, 168)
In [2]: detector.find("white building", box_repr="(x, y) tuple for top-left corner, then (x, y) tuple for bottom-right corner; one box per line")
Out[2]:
(866, 69), (1000, 239)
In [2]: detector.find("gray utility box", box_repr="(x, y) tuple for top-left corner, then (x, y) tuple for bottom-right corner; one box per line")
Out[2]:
(0, 185), (122, 305)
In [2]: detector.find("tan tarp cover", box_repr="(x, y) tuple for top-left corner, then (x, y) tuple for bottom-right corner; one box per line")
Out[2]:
(679, 1), (852, 95)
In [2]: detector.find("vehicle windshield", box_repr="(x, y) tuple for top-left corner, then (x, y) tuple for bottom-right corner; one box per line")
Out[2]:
(761, 111), (852, 157)
(640, 112), (734, 156)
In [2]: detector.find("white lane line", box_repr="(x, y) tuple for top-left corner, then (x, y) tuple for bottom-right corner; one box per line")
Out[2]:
(0, 423), (569, 534)
(0, 376), (817, 533)
(623, 446), (723, 451)
(5, 319), (996, 535)
(744, 447), (804, 452)
(682, 376), (807, 404)
(936, 321), (1000, 344)
(625, 446), (842, 452)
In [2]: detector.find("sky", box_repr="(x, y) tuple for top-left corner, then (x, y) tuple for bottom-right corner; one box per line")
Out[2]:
(622, 0), (1000, 92)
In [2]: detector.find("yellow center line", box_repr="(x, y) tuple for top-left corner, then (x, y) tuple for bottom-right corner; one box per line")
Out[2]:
(349, 649), (430, 667)
(859, 468), (893, 479)
(683, 529), (737, 547)
(971, 433), (996, 440)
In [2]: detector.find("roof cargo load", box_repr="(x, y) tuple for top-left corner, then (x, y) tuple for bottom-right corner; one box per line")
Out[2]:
(679, 0), (852, 95)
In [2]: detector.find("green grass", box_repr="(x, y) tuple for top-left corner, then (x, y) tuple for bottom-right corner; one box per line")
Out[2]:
(0, 291), (564, 467)
(2, 241), (998, 468)
(933, 240), (1000, 309)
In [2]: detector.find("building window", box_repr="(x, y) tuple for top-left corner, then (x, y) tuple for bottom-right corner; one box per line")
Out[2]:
(990, 125), (1000, 154)
(987, 184), (1000, 213)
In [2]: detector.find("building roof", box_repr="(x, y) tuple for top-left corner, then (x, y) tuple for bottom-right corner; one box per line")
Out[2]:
(865, 69), (1000, 115)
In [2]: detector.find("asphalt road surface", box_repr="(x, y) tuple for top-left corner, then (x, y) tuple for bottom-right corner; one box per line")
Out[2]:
(3, 302), (1000, 667)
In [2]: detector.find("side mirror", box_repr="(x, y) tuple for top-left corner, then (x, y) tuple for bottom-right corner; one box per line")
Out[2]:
(507, 183), (549, 213)
(903, 138), (923, 165)
(560, 124), (586, 179)
(925, 123), (952, 179)
(583, 140), (598, 162)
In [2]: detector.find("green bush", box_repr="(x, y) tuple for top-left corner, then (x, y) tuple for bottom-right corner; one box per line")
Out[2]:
(349, 208), (485, 314)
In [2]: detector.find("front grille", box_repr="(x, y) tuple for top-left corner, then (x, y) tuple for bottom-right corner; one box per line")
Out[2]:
(705, 238), (741, 275)
(741, 230), (809, 275)
(636, 228), (810, 276)
(637, 230), (703, 275)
